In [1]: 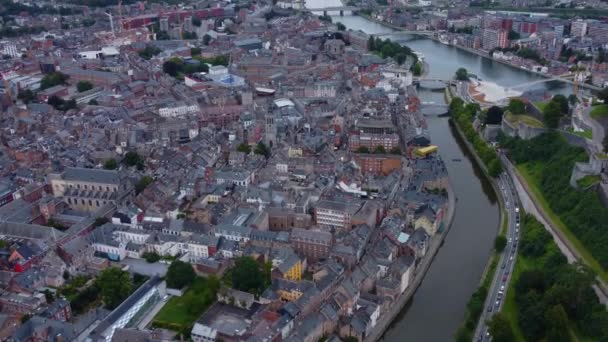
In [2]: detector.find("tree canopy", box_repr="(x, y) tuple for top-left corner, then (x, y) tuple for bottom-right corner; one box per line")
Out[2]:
(123, 151), (145, 170)
(485, 106), (504, 125)
(508, 98), (526, 115)
(77, 81), (93, 93)
(254, 142), (271, 159)
(488, 313), (515, 342)
(237, 143), (251, 154)
(455, 67), (469, 81)
(103, 159), (118, 170)
(166, 260), (196, 289)
(97, 267), (132, 309)
(40, 72), (68, 90)
(231, 257), (269, 295)
(542, 100), (563, 128)
(494, 235), (507, 252)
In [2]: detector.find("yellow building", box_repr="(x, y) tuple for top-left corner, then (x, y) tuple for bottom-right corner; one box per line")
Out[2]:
(414, 145), (438, 157)
(288, 147), (303, 157)
(275, 279), (306, 301)
(276, 254), (304, 281)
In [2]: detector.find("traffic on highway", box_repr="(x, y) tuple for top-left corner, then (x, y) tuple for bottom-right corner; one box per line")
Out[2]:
(476, 171), (521, 341)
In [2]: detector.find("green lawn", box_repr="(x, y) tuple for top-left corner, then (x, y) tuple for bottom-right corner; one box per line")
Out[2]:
(565, 127), (593, 139)
(505, 112), (544, 128)
(153, 277), (218, 331)
(576, 175), (601, 188)
(517, 165), (608, 283)
(533, 101), (548, 112)
(590, 104), (608, 120)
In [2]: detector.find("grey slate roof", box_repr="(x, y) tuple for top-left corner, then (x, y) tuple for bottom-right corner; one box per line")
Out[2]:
(63, 167), (121, 185)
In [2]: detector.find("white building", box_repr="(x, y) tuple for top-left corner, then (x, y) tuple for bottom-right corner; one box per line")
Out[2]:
(88, 277), (166, 342)
(78, 46), (120, 59)
(2, 44), (19, 58)
(158, 103), (200, 118)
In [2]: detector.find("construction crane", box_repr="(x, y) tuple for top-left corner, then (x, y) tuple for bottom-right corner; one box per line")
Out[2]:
(104, 12), (115, 37)
(118, 0), (123, 33)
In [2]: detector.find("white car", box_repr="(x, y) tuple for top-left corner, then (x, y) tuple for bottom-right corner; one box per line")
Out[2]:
(515, 207), (520, 213)
(500, 285), (505, 291)
(510, 255), (514, 261)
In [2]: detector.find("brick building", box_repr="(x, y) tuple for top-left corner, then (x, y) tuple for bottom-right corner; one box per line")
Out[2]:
(289, 228), (332, 261)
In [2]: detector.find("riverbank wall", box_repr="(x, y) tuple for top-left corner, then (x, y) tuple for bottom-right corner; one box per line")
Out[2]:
(364, 178), (457, 342)
(354, 14), (600, 92)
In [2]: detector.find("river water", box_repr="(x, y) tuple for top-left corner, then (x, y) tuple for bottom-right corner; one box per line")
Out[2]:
(327, 15), (571, 342)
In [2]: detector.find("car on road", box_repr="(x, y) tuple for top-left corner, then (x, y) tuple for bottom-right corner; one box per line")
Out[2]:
(510, 255), (514, 261)
(487, 305), (493, 313)
(500, 285), (505, 291)
(501, 263), (506, 269)
(502, 275), (508, 282)
(495, 299), (500, 306)
(515, 207), (519, 213)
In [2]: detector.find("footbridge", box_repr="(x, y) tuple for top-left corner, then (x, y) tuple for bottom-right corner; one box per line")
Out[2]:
(507, 74), (575, 90)
(372, 31), (435, 37)
(305, 6), (358, 16)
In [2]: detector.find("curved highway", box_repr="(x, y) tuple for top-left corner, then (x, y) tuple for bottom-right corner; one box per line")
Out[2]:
(475, 171), (521, 341)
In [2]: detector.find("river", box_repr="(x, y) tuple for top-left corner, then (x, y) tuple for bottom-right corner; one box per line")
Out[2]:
(328, 14), (570, 342)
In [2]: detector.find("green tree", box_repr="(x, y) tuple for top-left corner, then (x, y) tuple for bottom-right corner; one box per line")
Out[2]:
(508, 29), (521, 40)
(40, 72), (68, 90)
(237, 143), (251, 154)
(552, 94), (569, 115)
(488, 157), (502, 177)
(103, 159), (118, 170)
(191, 47), (201, 56)
(543, 101), (563, 128)
(183, 31), (197, 40)
(94, 217), (109, 227)
(568, 94), (579, 106)
(494, 235), (507, 252)
(411, 61), (422, 76)
(43, 289), (55, 303)
(142, 251), (161, 263)
(488, 313), (515, 342)
(390, 147), (401, 154)
(357, 146), (369, 153)
(485, 106), (504, 125)
(455, 67), (469, 81)
(203, 34), (212, 46)
(374, 145), (386, 154)
(336, 22), (346, 31)
(254, 142), (271, 158)
(135, 176), (153, 194)
(192, 17), (202, 27)
(138, 45), (162, 60)
(163, 60), (181, 77)
(231, 257), (266, 295)
(544, 304), (570, 342)
(603, 135), (608, 153)
(76, 81), (93, 92)
(508, 98), (526, 114)
(123, 151), (145, 170)
(166, 260), (195, 289)
(367, 36), (375, 51)
(97, 267), (132, 309)
(88, 99), (99, 105)
(17, 89), (35, 104)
